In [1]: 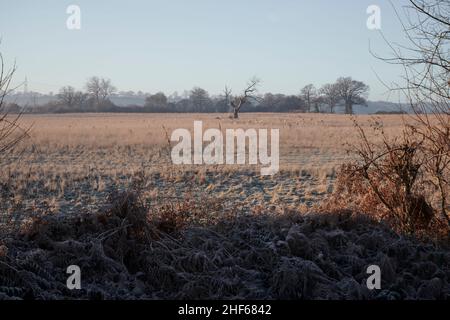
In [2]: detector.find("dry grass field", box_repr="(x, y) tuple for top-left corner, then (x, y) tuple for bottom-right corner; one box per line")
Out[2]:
(1, 113), (449, 300)
(1, 113), (408, 218)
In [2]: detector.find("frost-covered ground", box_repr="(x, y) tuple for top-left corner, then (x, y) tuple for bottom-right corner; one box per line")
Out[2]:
(0, 114), (448, 300)
(0, 191), (449, 300)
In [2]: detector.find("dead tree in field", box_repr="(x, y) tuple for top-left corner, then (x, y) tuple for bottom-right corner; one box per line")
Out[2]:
(0, 50), (28, 158)
(226, 77), (260, 119)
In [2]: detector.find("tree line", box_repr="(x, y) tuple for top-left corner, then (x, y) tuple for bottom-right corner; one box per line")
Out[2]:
(20, 76), (370, 116)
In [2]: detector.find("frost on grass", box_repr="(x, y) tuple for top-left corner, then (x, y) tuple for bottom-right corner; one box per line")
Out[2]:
(0, 191), (449, 300)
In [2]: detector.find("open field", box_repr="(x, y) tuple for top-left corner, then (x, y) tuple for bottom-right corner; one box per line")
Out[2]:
(1, 113), (449, 300)
(1, 113), (410, 218)
(1, 0), (448, 302)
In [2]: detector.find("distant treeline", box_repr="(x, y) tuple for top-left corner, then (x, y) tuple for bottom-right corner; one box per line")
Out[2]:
(6, 93), (305, 114)
(5, 76), (393, 115)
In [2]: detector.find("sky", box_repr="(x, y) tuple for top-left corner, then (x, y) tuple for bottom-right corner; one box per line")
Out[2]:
(0, 0), (411, 100)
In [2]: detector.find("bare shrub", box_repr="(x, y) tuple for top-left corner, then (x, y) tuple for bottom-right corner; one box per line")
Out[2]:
(0, 48), (31, 237)
(326, 0), (449, 237)
(0, 51), (28, 159)
(323, 119), (448, 236)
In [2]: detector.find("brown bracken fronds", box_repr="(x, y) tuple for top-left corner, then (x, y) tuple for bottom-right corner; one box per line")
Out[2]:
(323, 118), (449, 238)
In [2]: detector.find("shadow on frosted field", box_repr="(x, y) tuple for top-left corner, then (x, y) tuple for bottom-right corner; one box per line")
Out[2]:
(0, 189), (448, 300)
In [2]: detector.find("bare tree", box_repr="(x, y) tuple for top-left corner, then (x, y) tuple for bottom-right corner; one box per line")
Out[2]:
(73, 91), (88, 109)
(300, 84), (316, 112)
(86, 76), (116, 106)
(57, 86), (88, 110)
(0, 51), (28, 158)
(226, 77), (260, 119)
(337, 0), (449, 234)
(86, 76), (101, 105)
(144, 92), (168, 111)
(319, 83), (340, 113)
(335, 77), (369, 114)
(190, 87), (211, 112)
(375, 0), (450, 225)
(223, 86), (231, 110)
(99, 78), (116, 101)
(373, 0), (449, 109)
(57, 86), (77, 108)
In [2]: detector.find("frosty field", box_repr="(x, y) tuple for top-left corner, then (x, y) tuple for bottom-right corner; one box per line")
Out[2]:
(1, 112), (408, 218)
(1, 113), (449, 300)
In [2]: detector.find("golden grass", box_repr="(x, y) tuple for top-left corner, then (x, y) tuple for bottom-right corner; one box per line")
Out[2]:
(0, 112), (410, 219)
(19, 112), (407, 148)
(15, 112), (409, 168)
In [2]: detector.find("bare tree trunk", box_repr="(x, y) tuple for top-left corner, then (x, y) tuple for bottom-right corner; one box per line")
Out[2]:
(314, 102), (319, 113)
(233, 108), (239, 119)
(345, 102), (353, 114)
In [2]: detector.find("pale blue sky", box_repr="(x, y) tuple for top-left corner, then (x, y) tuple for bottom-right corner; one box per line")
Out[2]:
(0, 0), (409, 100)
